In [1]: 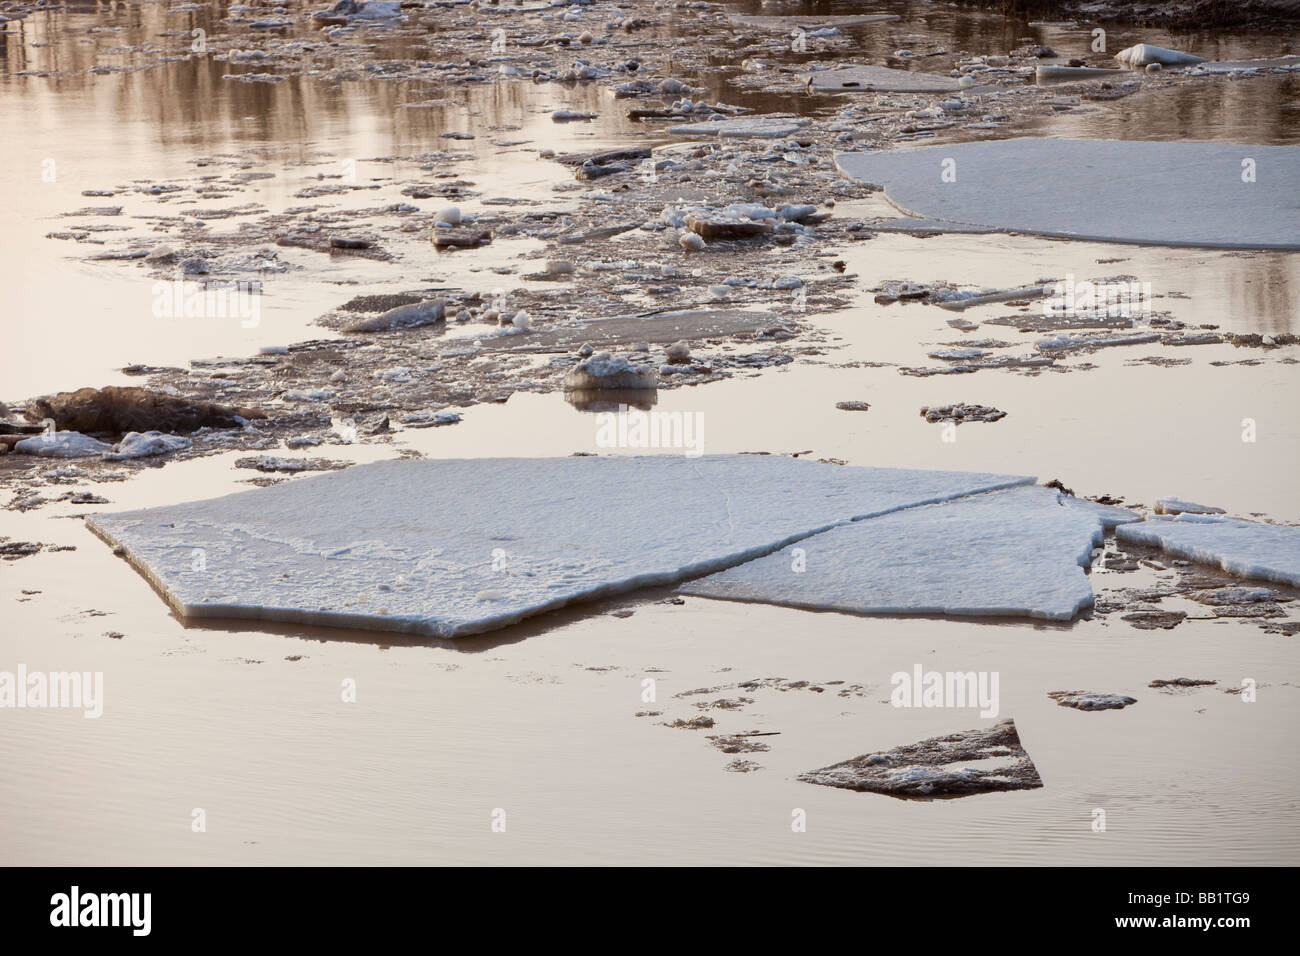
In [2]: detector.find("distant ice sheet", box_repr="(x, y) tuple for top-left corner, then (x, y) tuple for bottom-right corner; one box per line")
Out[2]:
(835, 139), (1300, 249)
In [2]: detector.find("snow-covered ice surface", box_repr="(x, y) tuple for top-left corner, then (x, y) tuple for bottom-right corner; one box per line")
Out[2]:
(1117, 516), (1300, 587)
(835, 139), (1300, 249)
(14, 432), (113, 458)
(85, 456), (1032, 638)
(681, 485), (1140, 621)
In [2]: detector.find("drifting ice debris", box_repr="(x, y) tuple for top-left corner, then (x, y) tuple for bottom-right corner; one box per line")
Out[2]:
(1048, 691), (1137, 711)
(431, 227), (490, 249)
(835, 140), (1300, 249)
(921, 403), (1005, 424)
(1114, 44), (1205, 68)
(312, 0), (400, 23)
(1154, 496), (1225, 516)
(342, 299), (446, 333)
(563, 352), (658, 390)
(681, 485), (1139, 621)
(14, 432), (113, 458)
(687, 216), (770, 241)
(798, 719), (1042, 799)
(728, 14), (900, 29)
(1117, 517), (1300, 588)
(666, 116), (810, 139)
(399, 410), (461, 428)
(103, 431), (192, 460)
(1198, 55), (1300, 74)
(1187, 586), (1278, 606)
(85, 457), (1032, 638)
(805, 65), (962, 93)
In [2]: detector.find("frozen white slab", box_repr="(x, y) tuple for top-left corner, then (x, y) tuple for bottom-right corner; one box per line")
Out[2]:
(86, 456), (1032, 638)
(805, 65), (962, 93)
(14, 432), (113, 458)
(681, 486), (1139, 621)
(1114, 44), (1205, 68)
(1117, 516), (1300, 587)
(835, 139), (1300, 249)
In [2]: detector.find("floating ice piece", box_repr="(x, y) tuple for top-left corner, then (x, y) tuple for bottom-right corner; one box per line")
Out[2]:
(836, 139), (1300, 249)
(681, 485), (1139, 621)
(666, 116), (810, 139)
(1114, 44), (1205, 68)
(1188, 586), (1277, 605)
(805, 65), (962, 93)
(1036, 331), (1161, 351)
(399, 410), (460, 428)
(564, 352), (658, 389)
(1198, 55), (1300, 74)
(342, 299), (445, 333)
(1049, 691), (1136, 710)
(283, 388), (333, 402)
(1155, 496), (1224, 516)
(313, 0), (400, 20)
(86, 457), (1032, 638)
(728, 14), (899, 30)
(14, 432), (114, 458)
(798, 719), (1042, 799)
(1036, 65), (1125, 81)
(104, 431), (193, 460)
(928, 347), (987, 361)
(1117, 516), (1300, 587)
(353, 1), (401, 17)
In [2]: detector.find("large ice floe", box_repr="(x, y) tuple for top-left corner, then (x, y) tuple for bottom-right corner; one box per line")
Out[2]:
(1116, 516), (1300, 588)
(86, 456), (1035, 637)
(680, 485), (1139, 621)
(835, 139), (1300, 249)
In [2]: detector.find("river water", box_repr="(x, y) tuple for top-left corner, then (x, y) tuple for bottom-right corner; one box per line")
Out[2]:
(1, 0), (1297, 865)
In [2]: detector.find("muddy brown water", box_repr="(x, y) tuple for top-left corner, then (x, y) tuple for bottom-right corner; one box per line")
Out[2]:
(1, 1), (1298, 864)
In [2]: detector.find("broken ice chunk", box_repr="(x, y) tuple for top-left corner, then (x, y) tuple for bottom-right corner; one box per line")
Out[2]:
(1048, 691), (1137, 711)
(1154, 496), (1225, 516)
(1117, 516), (1300, 587)
(14, 432), (114, 458)
(563, 352), (657, 390)
(798, 719), (1042, 799)
(681, 485), (1135, 621)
